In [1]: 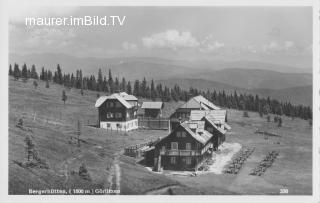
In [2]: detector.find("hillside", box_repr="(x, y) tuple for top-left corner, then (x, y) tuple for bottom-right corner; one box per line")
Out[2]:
(194, 68), (311, 90)
(156, 78), (312, 106)
(9, 53), (312, 90)
(9, 77), (312, 195)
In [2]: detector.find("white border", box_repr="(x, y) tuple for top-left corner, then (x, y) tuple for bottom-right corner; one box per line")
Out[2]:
(1, 0), (319, 203)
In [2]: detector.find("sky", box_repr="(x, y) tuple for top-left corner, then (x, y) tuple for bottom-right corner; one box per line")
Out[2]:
(9, 6), (313, 68)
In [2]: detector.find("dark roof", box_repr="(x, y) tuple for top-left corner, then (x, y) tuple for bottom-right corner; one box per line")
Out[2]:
(141, 102), (163, 109)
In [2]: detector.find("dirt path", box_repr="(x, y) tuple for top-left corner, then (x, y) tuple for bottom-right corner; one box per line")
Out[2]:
(107, 152), (121, 194)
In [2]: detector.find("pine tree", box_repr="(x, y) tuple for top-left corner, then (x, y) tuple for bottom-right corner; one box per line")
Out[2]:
(150, 79), (156, 101)
(21, 63), (28, 81)
(25, 135), (35, 161)
(108, 69), (114, 93)
(121, 77), (126, 92)
(56, 64), (63, 84)
(127, 81), (132, 94)
(140, 77), (147, 98)
(133, 80), (140, 96)
(13, 63), (20, 80)
(62, 90), (67, 105)
(30, 64), (38, 79)
(97, 68), (103, 91)
(9, 64), (13, 76)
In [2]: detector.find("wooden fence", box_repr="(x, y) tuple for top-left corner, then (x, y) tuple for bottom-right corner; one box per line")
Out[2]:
(124, 140), (155, 157)
(138, 117), (170, 130)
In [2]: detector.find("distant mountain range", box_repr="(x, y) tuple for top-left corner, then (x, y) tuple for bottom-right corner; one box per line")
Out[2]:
(156, 78), (312, 106)
(9, 53), (313, 106)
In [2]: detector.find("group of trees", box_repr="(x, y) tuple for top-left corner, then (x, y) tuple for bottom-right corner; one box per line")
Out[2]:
(9, 63), (312, 120)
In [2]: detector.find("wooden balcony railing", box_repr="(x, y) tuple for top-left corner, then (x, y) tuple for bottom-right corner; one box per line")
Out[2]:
(160, 149), (202, 156)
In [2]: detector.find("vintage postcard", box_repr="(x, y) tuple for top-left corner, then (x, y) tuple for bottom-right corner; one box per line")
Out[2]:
(2, 0), (320, 202)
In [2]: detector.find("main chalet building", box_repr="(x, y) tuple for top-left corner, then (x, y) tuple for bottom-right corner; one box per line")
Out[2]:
(150, 95), (231, 171)
(95, 92), (138, 131)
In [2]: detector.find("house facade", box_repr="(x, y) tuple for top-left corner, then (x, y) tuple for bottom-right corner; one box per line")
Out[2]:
(153, 121), (214, 171)
(141, 102), (164, 118)
(95, 92), (138, 131)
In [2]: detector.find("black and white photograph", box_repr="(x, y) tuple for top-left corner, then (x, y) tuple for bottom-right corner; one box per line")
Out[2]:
(2, 0), (320, 200)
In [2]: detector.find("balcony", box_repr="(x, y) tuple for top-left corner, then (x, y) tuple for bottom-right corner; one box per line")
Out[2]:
(160, 149), (202, 156)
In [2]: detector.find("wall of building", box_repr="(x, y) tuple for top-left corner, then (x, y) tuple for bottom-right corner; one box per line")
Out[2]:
(100, 119), (138, 131)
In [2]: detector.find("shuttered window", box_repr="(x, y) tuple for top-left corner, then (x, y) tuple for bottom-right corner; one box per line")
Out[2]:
(171, 142), (178, 150)
(186, 143), (191, 150)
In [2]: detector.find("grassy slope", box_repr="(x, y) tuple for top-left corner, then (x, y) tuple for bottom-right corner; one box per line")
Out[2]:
(9, 77), (312, 195)
(9, 78), (193, 195)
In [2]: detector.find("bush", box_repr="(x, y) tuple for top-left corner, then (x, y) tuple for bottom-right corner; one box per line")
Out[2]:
(79, 163), (91, 180)
(243, 111), (249, 117)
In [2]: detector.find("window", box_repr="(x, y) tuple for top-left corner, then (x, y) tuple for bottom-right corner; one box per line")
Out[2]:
(186, 157), (191, 165)
(126, 112), (130, 118)
(196, 143), (201, 150)
(107, 112), (114, 118)
(116, 123), (122, 128)
(170, 157), (176, 164)
(107, 123), (111, 128)
(177, 131), (186, 137)
(171, 142), (178, 150)
(186, 143), (191, 150)
(108, 102), (114, 108)
(161, 146), (166, 151)
(115, 112), (122, 118)
(115, 102), (122, 108)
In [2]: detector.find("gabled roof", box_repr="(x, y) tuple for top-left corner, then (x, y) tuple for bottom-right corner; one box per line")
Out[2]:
(178, 95), (221, 110)
(95, 93), (133, 108)
(190, 110), (226, 124)
(122, 94), (138, 101)
(202, 116), (226, 134)
(95, 96), (109, 108)
(180, 121), (213, 145)
(141, 102), (164, 109)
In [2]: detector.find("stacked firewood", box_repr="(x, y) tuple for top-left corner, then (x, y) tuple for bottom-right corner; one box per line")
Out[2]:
(224, 147), (255, 174)
(249, 150), (279, 176)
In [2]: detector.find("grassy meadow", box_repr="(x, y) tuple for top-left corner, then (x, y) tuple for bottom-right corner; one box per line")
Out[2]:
(9, 77), (312, 195)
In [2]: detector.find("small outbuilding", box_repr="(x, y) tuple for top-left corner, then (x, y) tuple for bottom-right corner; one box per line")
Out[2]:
(141, 102), (164, 118)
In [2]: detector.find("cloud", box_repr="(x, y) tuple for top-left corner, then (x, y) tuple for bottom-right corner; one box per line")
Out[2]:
(26, 27), (75, 47)
(200, 34), (224, 53)
(122, 42), (137, 51)
(142, 30), (199, 50)
(284, 41), (295, 49)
